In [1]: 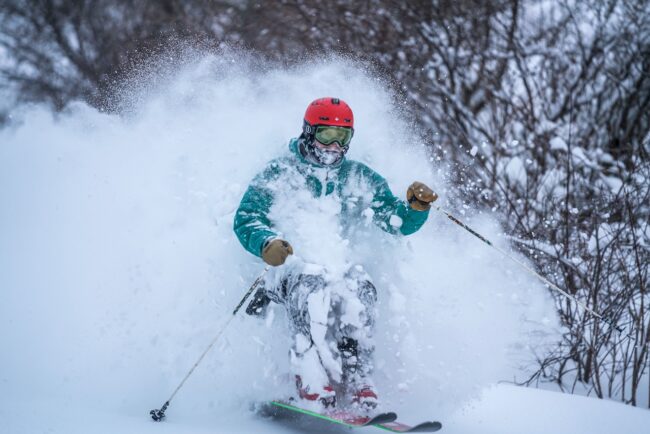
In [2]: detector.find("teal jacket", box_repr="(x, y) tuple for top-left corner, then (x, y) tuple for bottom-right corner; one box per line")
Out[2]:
(233, 138), (429, 258)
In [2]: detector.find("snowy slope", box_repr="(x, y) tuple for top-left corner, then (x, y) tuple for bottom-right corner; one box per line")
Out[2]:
(3, 384), (648, 434)
(0, 54), (646, 434)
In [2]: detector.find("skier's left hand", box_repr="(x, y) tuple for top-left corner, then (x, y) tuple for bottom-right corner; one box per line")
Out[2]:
(407, 181), (438, 211)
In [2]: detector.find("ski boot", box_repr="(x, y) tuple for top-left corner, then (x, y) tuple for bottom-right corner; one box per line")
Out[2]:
(351, 383), (378, 409)
(295, 375), (336, 408)
(338, 337), (378, 409)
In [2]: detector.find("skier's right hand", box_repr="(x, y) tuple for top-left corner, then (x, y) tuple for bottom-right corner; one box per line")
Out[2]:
(262, 238), (293, 266)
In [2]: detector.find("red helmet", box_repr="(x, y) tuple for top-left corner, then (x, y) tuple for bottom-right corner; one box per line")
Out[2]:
(300, 98), (354, 166)
(303, 97), (354, 132)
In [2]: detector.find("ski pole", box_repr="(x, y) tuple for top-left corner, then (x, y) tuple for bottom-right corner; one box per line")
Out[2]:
(432, 205), (623, 332)
(150, 266), (270, 421)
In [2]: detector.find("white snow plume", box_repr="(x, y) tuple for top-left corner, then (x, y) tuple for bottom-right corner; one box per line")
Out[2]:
(0, 51), (558, 431)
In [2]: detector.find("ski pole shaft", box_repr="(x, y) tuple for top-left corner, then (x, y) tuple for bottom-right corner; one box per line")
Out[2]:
(150, 266), (270, 421)
(432, 206), (621, 331)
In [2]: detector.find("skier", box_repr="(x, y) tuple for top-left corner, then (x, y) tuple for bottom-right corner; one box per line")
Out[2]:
(233, 97), (437, 411)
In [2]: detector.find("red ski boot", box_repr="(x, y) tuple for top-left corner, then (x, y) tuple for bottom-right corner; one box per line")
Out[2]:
(295, 375), (336, 408)
(351, 384), (378, 409)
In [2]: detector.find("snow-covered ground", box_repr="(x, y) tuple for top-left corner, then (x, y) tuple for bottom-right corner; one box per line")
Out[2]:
(3, 384), (648, 434)
(1, 54), (648, 433)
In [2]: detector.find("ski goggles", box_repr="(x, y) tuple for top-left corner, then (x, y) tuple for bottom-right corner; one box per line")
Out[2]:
(314, 126), (353, 148)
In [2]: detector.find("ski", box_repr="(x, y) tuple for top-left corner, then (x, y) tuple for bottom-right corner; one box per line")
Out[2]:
(376, 420), (443, 433)
(261, 400), (442, 432)
(265, 399), (398, 428)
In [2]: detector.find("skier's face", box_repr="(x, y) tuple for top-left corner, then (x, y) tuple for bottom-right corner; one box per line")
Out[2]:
(312, 139), (346, 166)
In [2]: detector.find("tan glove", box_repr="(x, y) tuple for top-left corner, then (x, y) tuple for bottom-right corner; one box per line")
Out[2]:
(407, 181), (438, 211)
(262, 238), (293, 266)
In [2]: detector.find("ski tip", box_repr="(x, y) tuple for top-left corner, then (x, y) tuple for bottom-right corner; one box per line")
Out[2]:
(366, 411), (398, 425)
(379, 420), (443, 433)
(408, 421), (443, 432)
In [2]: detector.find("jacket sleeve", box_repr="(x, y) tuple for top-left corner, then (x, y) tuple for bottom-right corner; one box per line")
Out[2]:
(233, 164), (281, 258)
(362, 166), (429, 236)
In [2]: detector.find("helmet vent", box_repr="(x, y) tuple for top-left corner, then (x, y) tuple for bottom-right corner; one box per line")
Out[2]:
(331, 98), (340, 104)
(319, 116), (330, 120)
(344, 118), (351, 123)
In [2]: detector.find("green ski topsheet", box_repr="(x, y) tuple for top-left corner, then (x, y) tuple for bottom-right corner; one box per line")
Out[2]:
(265, 400), (442, 432)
